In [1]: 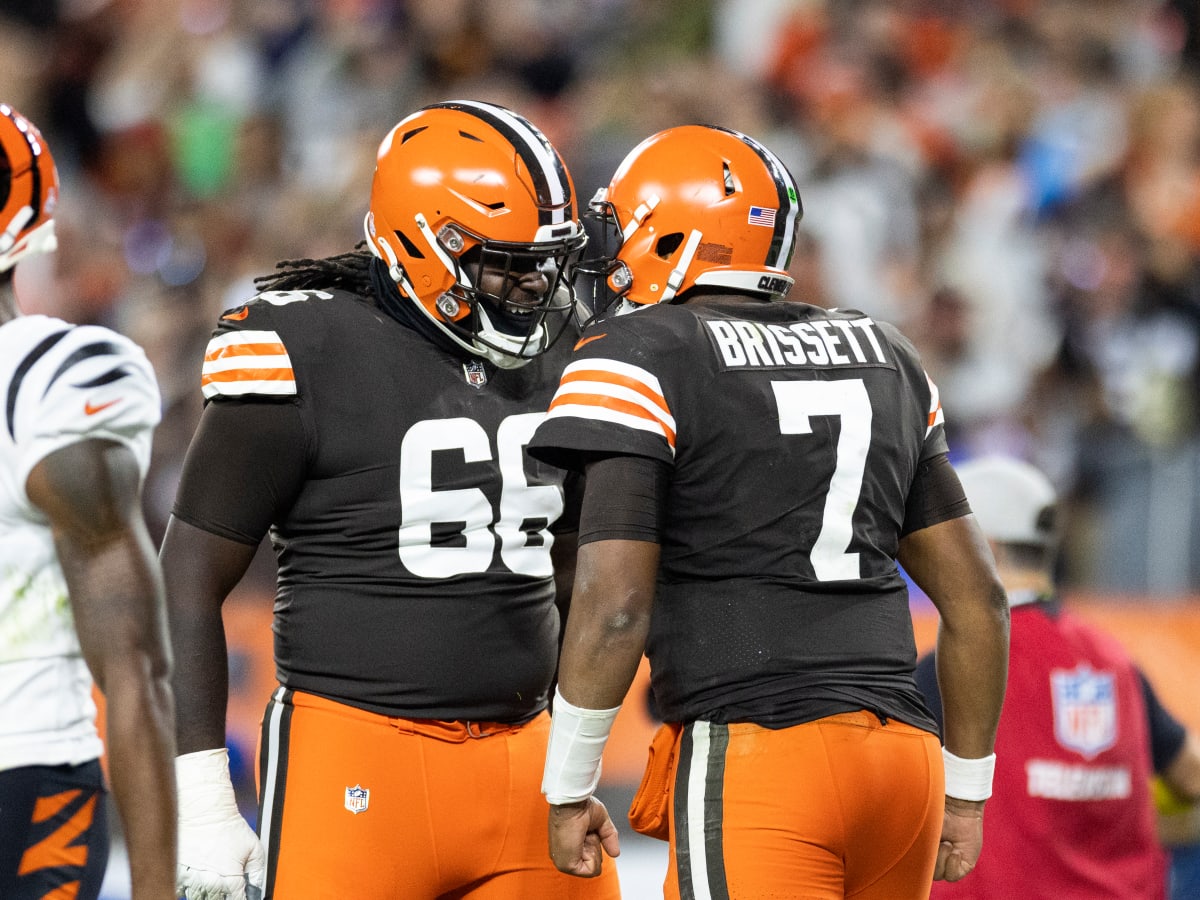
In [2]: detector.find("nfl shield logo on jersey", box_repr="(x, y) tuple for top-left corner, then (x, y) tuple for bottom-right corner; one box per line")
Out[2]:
(345, 784), (370, 815)
(463, 359), (488, 388)
(1050, 665), (1117, 760)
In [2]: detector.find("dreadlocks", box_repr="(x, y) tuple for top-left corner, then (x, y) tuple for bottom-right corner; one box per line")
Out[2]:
(254, 243), (375, 295)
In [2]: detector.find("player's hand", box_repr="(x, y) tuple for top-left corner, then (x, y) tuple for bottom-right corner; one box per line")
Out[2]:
(935, 795), (985, 882)
(176, 748), (266, 900)
(548, 796), (621, 877)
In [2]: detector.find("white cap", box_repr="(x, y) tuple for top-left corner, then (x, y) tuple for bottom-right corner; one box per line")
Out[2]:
(956, 456), (1057, 546)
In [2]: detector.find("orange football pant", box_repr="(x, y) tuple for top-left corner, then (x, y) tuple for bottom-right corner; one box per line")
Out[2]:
(664, 710), (944, 900)
(256, 688), (621, 899)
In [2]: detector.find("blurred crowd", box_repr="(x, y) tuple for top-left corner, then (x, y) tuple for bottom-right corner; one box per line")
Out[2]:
(3, 0), (1200, 596)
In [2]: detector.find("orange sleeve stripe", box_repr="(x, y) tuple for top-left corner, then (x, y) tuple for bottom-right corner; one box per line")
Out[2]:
(205, 341), (288, 362)
(559, 368), (666, 410)
(927, 402), (942, 427)
(201, 367), (295, 385)
(549, 392), (676, 446)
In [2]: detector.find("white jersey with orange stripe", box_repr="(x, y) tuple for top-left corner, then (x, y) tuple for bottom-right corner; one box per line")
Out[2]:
(0, 314), (160, 771)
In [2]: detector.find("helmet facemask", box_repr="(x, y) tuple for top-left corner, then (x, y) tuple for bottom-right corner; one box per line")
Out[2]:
(432, 227), (585, 368)
(575, 194), (636, 319)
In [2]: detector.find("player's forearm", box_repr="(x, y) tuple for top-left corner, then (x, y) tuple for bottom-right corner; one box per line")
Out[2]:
(900, 517), (1009, 759)
(104, 663), (179, 899)
(61, 530), (183, 896)
(936, 601), (1009, 758)
(160, 518), (247, 753)
(556, 539), (656, 709)
(558, 615), (648, 710)
(168, 606), (233, 752)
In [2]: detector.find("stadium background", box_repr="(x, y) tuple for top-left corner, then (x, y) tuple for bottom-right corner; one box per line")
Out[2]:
(3, 0), (1200, 896)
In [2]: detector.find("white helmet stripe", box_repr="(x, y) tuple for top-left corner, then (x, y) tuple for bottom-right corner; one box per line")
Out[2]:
(765, 145), (800, 268)
(748, 138), (800, 269)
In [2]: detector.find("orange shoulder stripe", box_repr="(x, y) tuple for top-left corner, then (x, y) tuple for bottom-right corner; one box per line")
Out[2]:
(205, 341), (288, 362)
(559, 367), (667, 411)
(201, 367), (295, 385)
(549, 391), (676, 446)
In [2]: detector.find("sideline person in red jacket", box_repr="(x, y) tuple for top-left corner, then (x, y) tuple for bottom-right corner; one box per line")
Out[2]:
(915, 455), (1200, 900)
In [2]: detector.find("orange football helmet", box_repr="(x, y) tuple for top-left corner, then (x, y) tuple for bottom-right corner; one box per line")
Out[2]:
(584, 124), (802, 312)
(364, 100), (587, 368)
(0, 103), (59, 274)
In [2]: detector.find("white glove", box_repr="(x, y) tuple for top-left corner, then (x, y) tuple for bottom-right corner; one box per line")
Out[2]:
(176, 748), (267, 900)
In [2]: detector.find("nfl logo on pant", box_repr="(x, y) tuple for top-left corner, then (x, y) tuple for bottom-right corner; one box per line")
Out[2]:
(345, 784), (370, 814)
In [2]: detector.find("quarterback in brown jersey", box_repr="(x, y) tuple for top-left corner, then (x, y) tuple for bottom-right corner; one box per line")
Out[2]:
(529, 125), (1011, 899)
(162, 101), (621, 899)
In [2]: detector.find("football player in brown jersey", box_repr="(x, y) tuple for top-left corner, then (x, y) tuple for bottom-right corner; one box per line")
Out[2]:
(530, 124), (1010, 899)
(163, 101), (620, 899)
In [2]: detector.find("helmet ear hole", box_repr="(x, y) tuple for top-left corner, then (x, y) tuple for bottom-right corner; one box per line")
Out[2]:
(722, 161), (737, 196)
(655, 232), (684, 259)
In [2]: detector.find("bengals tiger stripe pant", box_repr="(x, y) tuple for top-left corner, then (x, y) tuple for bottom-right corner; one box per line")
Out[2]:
(0, 760), (109, 900)
(256, 688), (622, 899)
(663, 710), (944, 900)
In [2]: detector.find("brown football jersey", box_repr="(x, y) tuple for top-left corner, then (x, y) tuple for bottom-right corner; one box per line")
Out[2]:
(530, 298), (946, 731)
(176, 287), (578, 721)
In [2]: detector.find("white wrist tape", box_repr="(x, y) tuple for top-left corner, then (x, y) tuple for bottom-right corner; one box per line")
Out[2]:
(176, 747), (240, 816)
(942, 748), (996, 801)
(542, 688), (621, 805)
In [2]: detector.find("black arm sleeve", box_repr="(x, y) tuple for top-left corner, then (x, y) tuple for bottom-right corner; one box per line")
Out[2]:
(577, 454), (669, 545)
(901, 452), (972, 536)
(171, 399), (309, 545)
(1139, 668), (1188, 774)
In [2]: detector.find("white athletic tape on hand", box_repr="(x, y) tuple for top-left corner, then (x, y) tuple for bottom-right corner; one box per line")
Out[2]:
(176, 748), (266, 900)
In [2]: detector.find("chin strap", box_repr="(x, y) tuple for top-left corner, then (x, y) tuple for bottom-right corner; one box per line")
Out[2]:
(367, 257), (468, 358)
(475, 301), (549, 369)
(660, 229), (703, 303)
